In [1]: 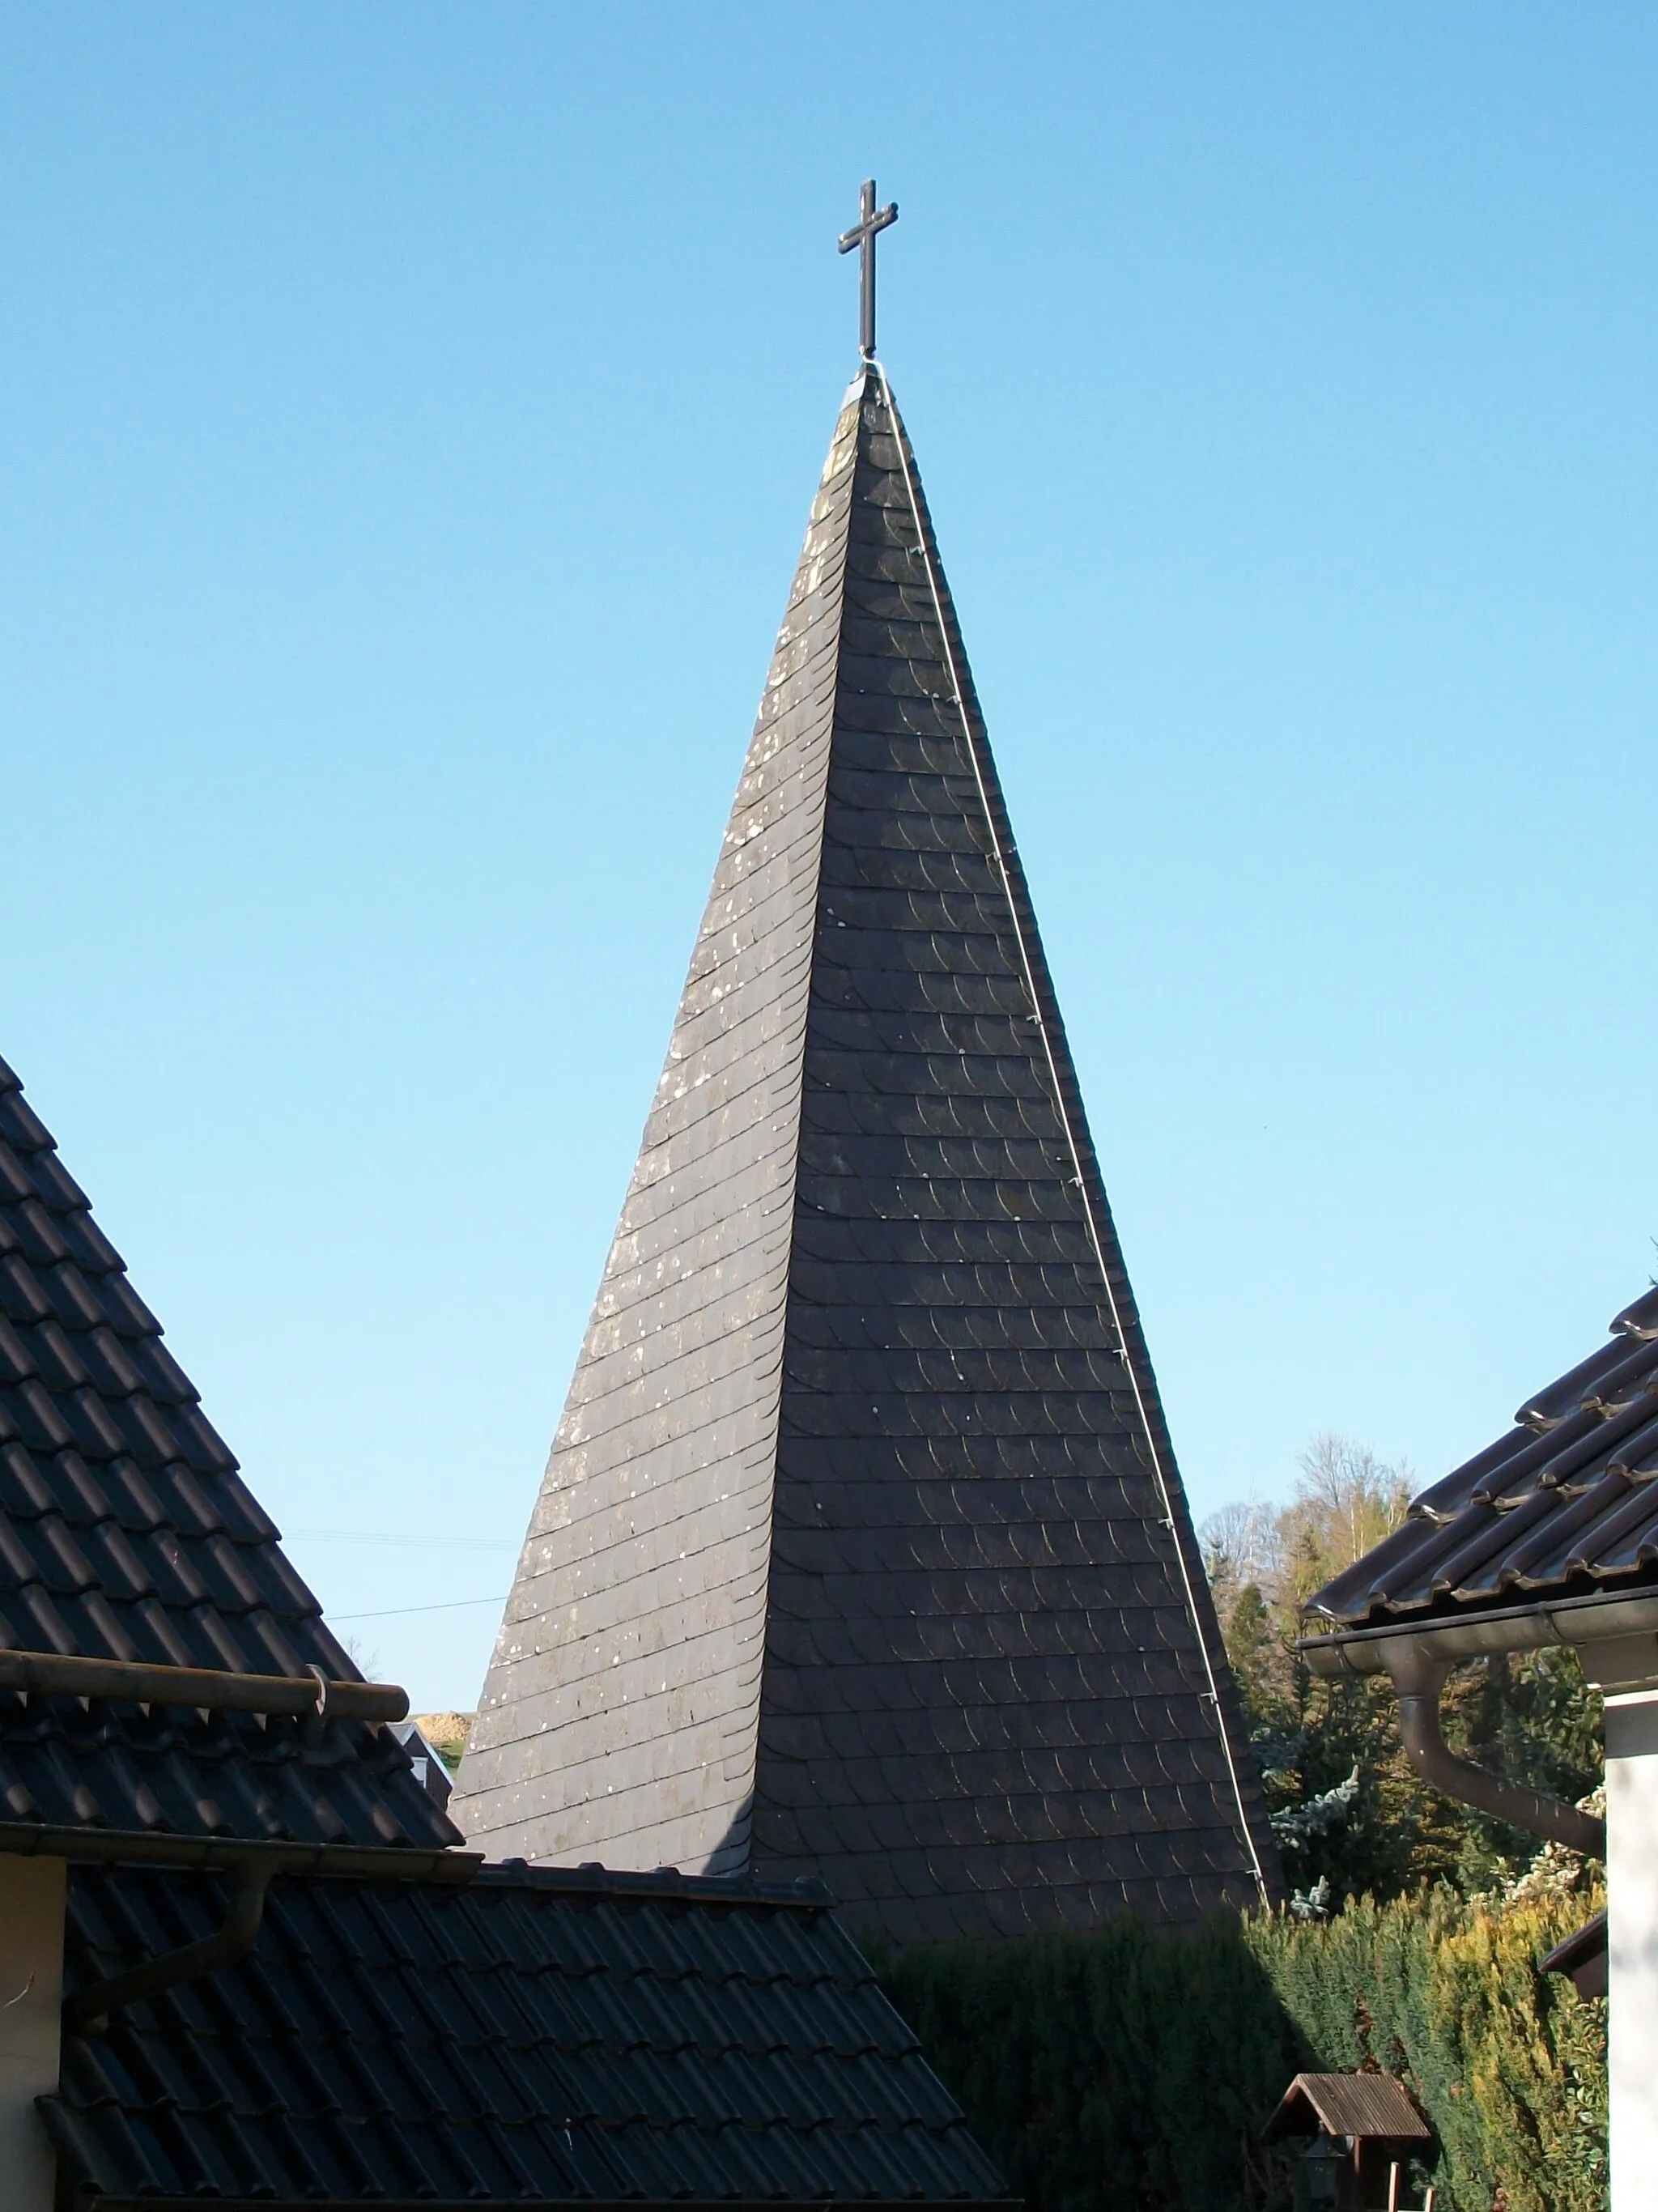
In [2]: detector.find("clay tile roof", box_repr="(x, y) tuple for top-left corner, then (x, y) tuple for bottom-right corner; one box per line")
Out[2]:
(44, 1858), (1010, 2206)
(1308, 1287), (1658, 1631)
(1264, 2073), (1432, 2143)
(0, 1052), (457, 1855)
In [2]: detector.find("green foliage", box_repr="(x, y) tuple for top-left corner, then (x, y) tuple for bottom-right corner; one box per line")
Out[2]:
(882, 1915), (1301, 2212)
(1201, 1436), (1604, 1902)
(411, 1709), (474, 1773)
(883, 1889), (1606, 2212)
(1248, 1886), (1607, 2212)
(882, 1433), (1609, 2212)
(1447, 1651), (1605, 1892)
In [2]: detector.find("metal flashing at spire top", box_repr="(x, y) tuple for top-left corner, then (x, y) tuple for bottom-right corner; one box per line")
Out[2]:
(837, 178), (897, 359)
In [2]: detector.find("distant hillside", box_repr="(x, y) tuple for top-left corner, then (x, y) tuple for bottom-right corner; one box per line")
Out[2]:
(414, 1711), (474, 1772)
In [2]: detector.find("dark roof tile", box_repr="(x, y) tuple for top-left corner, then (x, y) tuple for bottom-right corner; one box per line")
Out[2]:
(0, 1060), (457, 1855)
(1312, 1287), (1658, 1627)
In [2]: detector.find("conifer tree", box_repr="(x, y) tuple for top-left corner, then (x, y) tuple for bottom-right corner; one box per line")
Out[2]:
(1201, 1437), (1604, 1903)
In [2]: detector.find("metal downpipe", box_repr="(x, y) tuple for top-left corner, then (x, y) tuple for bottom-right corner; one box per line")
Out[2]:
(64, 1860), (277, 2038)
(1381, 1640), (1605, 1858)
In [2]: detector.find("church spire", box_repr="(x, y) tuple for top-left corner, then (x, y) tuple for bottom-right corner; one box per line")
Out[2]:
(453, 359), (1278, 1938)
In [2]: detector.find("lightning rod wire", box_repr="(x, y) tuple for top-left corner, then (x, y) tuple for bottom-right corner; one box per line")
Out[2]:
(869, 359), (1270, 1904)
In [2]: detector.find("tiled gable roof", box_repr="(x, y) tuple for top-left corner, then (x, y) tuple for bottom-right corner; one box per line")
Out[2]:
(1310, 1285), (1658, 1627)
(456, 368), (1278, 1935)
(45, 1860), (1008, 2206)
(0, 1054), (456, 1853)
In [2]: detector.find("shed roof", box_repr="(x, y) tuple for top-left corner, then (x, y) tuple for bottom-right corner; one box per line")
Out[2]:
(1264, 2074), (1431, 2144)
(0, 1052), (456, 1856)
(1308, 1286), (1658, 1631)
(44, 1857), (1008, 2208)
(1540, 1907), (1608, 2000)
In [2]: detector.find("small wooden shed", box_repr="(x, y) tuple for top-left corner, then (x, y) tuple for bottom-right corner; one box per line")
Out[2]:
(1265, 2073), (1434, 2212)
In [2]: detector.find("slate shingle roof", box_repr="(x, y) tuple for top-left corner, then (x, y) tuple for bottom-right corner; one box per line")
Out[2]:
(1309, 1285), (1658, 1628)
(0, 1053), (456, 1854)
(457, 366), (1279, 1936)
(45, 1859), (1007, 2207)
(755, 373), (1269, 1935)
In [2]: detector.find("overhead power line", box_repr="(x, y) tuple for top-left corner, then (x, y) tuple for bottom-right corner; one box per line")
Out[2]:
(287, 1530), (517, 1553)
(332, 1595), (508, 1623)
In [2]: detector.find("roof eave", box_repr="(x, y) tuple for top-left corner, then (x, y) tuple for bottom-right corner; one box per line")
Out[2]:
(0, 1820), (483, 1883)
(76, 2200), (1023, 2212)
(1299, 1582), (1658, 1685)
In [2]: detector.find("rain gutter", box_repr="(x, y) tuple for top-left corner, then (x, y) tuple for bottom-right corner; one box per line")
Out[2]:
(1297, 1586), (1658, 1677)
(0, 1821), (483, 2036)
(79, 2201), (1026, 2211)
(0, 1647), (408, 1721)
(1295, 1590), (1653, 1859)
(0, 1820), (480, 1883)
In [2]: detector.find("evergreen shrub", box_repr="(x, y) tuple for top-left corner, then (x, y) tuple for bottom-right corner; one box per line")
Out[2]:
(882, 1915), (1301, 2212)
(880, 1888), (1605, 2212)
(1249, 1887), (1605, 2212)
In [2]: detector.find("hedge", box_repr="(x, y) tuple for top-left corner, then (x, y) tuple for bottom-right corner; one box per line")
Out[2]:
(882, 1912), (1300, 2212)
(880, 1887), (1605, 2212)
(1251, 1888), (1606, 2212)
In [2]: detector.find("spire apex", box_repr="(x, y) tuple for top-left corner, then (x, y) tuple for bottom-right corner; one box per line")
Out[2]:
(837, 178), (897, 359)
(454, 369), (1280, 1938)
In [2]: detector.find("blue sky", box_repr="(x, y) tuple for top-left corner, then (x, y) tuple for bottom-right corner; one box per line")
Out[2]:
(3, 7), (1656, 1711)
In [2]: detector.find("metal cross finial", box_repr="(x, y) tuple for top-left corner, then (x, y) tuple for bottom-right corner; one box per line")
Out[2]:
(838, 179), (898, 361)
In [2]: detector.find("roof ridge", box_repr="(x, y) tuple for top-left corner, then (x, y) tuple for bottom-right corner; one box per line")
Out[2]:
(475, 1857), (838, 1909)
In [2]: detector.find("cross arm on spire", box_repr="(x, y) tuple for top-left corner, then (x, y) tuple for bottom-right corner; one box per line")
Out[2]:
(838, 179), (897, 361)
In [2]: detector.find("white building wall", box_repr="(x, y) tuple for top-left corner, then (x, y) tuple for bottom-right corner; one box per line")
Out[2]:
(0, 1854), (65, 2212)
(1605, 1688), (1658, 2212)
